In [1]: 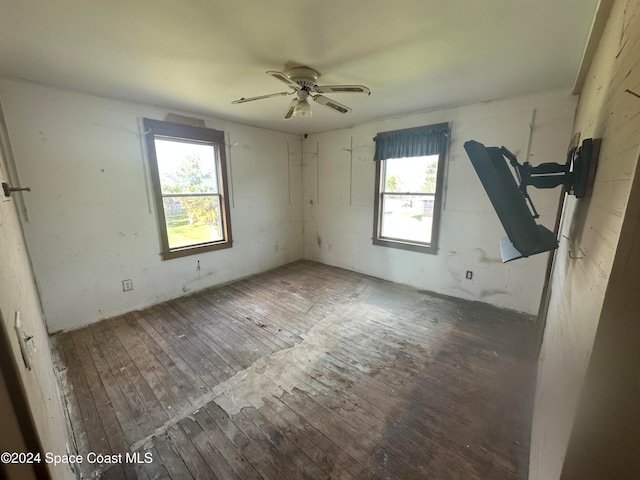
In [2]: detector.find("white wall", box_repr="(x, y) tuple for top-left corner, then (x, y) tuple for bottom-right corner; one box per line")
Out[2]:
(529, 0), (640, 477)
(0, 109), (73, 479)
(0, 79), (303, 332)
(302, 91), (577, 315)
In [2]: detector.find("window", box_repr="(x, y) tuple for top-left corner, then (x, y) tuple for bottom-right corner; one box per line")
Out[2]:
(143, 118), (232, 260)
(373, 123), (449, 254)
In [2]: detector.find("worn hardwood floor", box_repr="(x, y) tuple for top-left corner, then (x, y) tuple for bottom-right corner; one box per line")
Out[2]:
(51, 260), (536, 479)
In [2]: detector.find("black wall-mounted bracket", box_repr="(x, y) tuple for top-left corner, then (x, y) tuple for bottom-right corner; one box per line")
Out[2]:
(2, 182), (31, 198)
(500, 138), (601, 218)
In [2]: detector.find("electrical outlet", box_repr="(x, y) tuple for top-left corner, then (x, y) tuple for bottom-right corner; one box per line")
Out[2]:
(122, 279), (133, 292)
(465, 270), (473, 280)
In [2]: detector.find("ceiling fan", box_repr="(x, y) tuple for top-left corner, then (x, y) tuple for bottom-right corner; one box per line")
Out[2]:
(232, 67), (371, 119)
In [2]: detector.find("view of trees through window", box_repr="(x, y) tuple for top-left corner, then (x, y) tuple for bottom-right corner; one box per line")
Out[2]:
(155, 139), (222, 249)
(381, 155), (439, 244)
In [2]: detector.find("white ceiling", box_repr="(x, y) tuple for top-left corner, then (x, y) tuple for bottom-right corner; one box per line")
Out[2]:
(0, 0), (598, 135)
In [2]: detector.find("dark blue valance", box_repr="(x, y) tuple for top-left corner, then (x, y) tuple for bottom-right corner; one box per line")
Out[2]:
(373, 122), (449, 161)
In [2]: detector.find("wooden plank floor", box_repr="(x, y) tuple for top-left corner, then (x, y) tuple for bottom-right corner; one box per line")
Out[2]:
(51, 260), (536, 479)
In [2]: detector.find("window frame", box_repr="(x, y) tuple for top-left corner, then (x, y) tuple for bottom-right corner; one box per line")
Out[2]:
(143, 118), (233, 260)
(372, 144), (446, 255)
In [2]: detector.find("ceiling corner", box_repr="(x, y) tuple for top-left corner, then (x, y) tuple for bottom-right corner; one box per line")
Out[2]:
(572, 0), (616, 94)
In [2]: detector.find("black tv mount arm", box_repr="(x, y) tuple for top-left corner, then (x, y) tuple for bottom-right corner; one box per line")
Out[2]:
(499, 138), (600, 219)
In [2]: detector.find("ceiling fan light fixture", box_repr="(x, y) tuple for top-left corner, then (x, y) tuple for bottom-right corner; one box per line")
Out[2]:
(233, 66), (370, 119)
(293, 98), (312, 117)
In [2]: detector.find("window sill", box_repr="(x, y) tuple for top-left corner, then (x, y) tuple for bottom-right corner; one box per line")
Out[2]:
(162, 240), (233, 260)
(372, 237), (437, 254)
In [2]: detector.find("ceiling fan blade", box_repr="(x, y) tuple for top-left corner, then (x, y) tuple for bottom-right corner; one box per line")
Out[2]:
(231, 91), (293, 104)
(284, 99), (298, 119)
(312, 95), (351, 114)
(314, 85), (370, 95)
(266, 71), (301, 91)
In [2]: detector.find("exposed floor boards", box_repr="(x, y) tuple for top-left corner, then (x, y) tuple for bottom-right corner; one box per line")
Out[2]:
(51, 260), (536, 479)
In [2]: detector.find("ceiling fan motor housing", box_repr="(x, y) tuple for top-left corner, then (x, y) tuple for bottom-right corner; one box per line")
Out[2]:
(287, 67), (319, 89)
